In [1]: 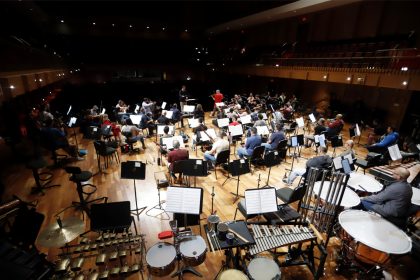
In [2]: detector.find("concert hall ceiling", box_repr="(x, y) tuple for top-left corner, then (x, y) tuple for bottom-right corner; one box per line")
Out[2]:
(0, 1), (295, 66)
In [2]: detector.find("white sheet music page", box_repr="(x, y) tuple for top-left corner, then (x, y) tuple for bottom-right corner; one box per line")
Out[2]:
(135, 105), (140, 113)
(69, 117), (77, 127)
(215, 102), (225, 108)
(256, 126), (270, 135)
(157, 125), (174, 135)
(261, 113), (268, 120)
(162, 102), (167, 109)
(343, 153), (353, 164)
(240, 115), (252, 124)
(309, 113), (316, 123)
(245, 188), (277, 215)
(217, 118), (229, 127)
(183, 105), (195, 113)
(165, 110), (174, 119)
(388, 144), (402, 161)
(318, 134), (326, 147)
(206, 128), (217, 139)
(296, 117), (305, 128)
(228, 125), (243, 136)
(165, 187), (201, 214)
(188, 118), (199, 128)
(355, 124), (361, 136)
(129, 115), (142, 125)
(333, 157), (343, 170)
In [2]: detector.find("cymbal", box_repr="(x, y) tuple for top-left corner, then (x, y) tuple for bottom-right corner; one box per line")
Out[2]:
(37, 217), (85, 248)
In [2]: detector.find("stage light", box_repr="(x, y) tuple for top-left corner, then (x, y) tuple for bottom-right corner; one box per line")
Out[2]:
(60, 19), (64, 23)
(401, 67), (408, 71)
(39, 79), (43, 82)
(92, 22), (96, 26)
(323, 75), (327, 79)
(10, 85), (15, 89)
(402, 81), (408, 86)
(275, 64), (279, 67)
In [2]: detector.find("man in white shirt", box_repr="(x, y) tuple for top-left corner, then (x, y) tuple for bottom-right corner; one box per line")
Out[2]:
(204, 131), (230, 169)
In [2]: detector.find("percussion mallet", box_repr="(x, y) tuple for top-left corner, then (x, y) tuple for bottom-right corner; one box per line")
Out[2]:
(206, 231), (216, 253)
(228, 228), (249, 243)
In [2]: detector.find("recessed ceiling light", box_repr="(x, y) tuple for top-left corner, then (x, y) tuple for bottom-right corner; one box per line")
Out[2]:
(92, 22), (96, 25)
(402, 81), (408, 86)
(185, 29), (188, 32)
(39, 79), (43, 82)
(129, 25), (133, 28)
(60, 19), (64, 23)
(112, 23), (115, 27)
(10, 85), (15, 89)
(162, 27), (166, 31)
(146, 26), (150, 29)
(346, 76), (351, 81)
(275, 64), (279, 67)
(323, 75), (327, 79)
(401, 67), (408, 71)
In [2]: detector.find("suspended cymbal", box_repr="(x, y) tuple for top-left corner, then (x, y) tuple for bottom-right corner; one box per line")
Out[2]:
(37, 217), (85, 248)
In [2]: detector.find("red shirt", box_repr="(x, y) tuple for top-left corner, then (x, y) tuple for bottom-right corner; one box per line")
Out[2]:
(168, 148), (189, 171)
(229, 121), (240, 126)
(214, 92), (224, 103)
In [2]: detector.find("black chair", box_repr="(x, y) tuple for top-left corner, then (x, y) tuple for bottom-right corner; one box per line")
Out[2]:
(234, 199), (258, 223)
(246, 145), (266, 173)
(214, 150), (230, 179)
(26, 157), (60, 195)
(276, 139), (288, 163)
(354, 152), (382, 174)
(285, 122), (298, 136)
(169, 160), (186, 185)
(122, 132), (140, 155)
(93, 140), (119, 171)
(276, 181), (307, 208)
(101, 125), (113, 142)
(64, 166), (107, 217)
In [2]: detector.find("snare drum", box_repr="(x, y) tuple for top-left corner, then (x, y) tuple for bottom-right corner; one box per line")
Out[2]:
(146, 242), (176, 276)
(217, 269), (249, 280)
(179, 235), (207, 266)
(247, 257), (281, 280)
(339, 210), (412, 266)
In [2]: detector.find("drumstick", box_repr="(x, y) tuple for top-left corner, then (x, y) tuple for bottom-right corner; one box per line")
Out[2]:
(273, 212), (284, 222)
(358, 184), (368, 192)
(228, 228), (249, 243)
(206, 231), (215, 253)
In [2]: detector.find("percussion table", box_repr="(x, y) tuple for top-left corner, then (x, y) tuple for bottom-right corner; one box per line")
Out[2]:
(313, 181), (360, 208)
(369, 161), (420, 183)
(347, 172), (383, 193)
(339, 210), (412, 255)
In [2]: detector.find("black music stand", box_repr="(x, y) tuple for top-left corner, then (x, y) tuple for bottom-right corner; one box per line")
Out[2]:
(181, 159), (208, 187)
(331, 135), (344, 156)
(263, 150), (282, 187)
(222, 159), (250, 202)
(121, 161), (147, 219)
(286, 134), (304, 174)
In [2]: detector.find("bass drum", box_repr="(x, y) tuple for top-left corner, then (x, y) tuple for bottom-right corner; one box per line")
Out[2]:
(146, 242), (176, 277)
(247, 257), (281, 280)
(217, 269), (249, 280)
(179, 235), (207, 266)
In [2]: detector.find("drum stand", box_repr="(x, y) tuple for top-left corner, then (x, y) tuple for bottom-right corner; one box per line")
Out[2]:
(214, 247), (245, 280)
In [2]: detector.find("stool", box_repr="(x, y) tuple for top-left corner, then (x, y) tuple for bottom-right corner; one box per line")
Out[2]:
(26, 157), (60, 195)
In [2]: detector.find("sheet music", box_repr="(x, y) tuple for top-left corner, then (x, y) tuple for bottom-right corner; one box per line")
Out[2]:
(256, 126), (269, 135)
(157, 125), (174, 135)
(188, 118), (199, 128)
(388, 144), (402, 161)
(215, 102), (225, 107)
(200, 129), (217, 142)
(228, 125), (243, 136)
(309, 113), (316, 123)
(161, 136), (185, 149)
(217, 118), (229, 127)
(183, 105), (195, 113)
(240, 115), (252, 124)
(101, 108), (106, 115)
(67, 105), (72, 115)
(224, 108), (231, 114)
(318, 134), (326, 147)
(343, 153), (353, 164)
(129, 114), (142, 125)
(135, 105), (140, 113)
(355, 124), (361, 136)
(69, 117), (77, 127)
(162, 102), (167, 109)
(296, 117), (304, 128)
(164, 110), (173, 119)
(291, 136), (298, 147)
(165, 187), (202, 215)
(245, 188), (278, 215)
(261, 113), (268, 120)
(333, 157), (343, 170)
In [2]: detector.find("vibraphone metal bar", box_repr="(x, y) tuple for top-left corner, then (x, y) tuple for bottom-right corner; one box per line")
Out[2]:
(248, 224), (316, 255)
(370, 161), (419, 183)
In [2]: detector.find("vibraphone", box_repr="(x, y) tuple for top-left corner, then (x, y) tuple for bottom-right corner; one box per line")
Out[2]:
(248, 224), (316, 255)
(369, 161), (420, 183)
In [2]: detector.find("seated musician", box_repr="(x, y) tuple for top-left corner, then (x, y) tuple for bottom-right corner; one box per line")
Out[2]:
(367, 119), (386, 145)
(339, 140), (356, 158)
(160, 125), (172, 155)
(229, 115), (240, 126)
(359, 167), (412, 229)
(116, 99), (129, 113)
(325, 114), (344, 137)
(237, 127), (262, 159)
(210, 89), (224, 117)
(203, 131), (230, 169)
(366, 126), (399, 153)
(170, 104), (182, 124)
(283, 146), (332, 185)
(157, 111), (170, 125)
(305, 118), (327, 147)
(281, 102), (294, 119)
(139, 108), (155, 136)
(167, 139), (189, 181)
(101, 114), (121, 143)
(261, 123), (285, 151)
(193, 104), (205, 119)
(41, 119), (77, 157)
(121, 119), (146, 149)
(192, 118), (210, 150)
(90, 105), (99, 116)
(253, 113), (266, 127)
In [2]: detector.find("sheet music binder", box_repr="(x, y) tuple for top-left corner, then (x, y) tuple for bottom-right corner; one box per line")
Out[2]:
(181, 159), (208, 177)
(121, 161), (146, 180)
(165, 186), (203, 215)
(264, 151), (281, 167)
(229, 159), (250, 176)
(388, 144), (402, 161)
(245, 188), (278, 215)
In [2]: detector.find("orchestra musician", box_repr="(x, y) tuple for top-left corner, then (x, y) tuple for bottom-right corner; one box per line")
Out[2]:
(237, 127), (262, 159)
(210, 89), (224, 117)
(203, 131), (229, 169)
(157, 111), (170, 125)
(261, 123), (285, 151)
(366, 126), (399, 153)
(193, 104), (205, 120)
(121, 119), (146, 150)
(179, 85), (188, 112)
(101, 114), (121, 143)
(159, 125), (172, 156)
(167, 139), (189, 183)
(116, 99), (129, 113)
(139, 108), (155, 136)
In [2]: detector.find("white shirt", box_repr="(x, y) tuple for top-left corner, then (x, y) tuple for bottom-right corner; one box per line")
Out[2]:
(212, 139), (230, 157)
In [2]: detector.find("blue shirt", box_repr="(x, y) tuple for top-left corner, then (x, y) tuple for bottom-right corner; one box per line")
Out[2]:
(245, 135), (262, 155)
(376, 132), (399, 148)
(269, 131), (285, 149)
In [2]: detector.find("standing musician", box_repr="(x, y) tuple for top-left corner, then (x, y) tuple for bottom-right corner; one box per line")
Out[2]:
(179, 85), (188, 112)
(203, 131), (230, 169)
(359, 167), (412, 228)
(210, 89), (224, 117)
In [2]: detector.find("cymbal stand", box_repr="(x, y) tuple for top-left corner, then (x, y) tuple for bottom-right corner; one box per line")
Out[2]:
(145, 174), (170, 220)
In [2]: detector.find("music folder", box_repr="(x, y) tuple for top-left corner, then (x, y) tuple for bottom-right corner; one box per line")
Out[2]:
(245, 188), (278, 215)
(291, 134), (304, 147)
(165, 186), (203, 215)
(217, 118), (229, 128)
(121, 161), (146, 180)
(314, 134), (326, 147)
(188, 118), (199, 128)
(229, 159), (250, 176)
(228, 124), (243, 136)
(183, 105), (195, 113)
(68, 117), (77, 127)
(388, 144), (402, 161)
(333, 154), (354, 171)
(240, 115), (252, 125)
(161, 101), (167, 109)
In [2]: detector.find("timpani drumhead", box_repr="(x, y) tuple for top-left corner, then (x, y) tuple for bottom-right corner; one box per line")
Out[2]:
(146, 242), (176, 268)
(218, 269), (249, 280)
(339, 210), (412, 255)
(313, 181), (360, 208)
(248, 257), (281, 280)
(347, 173), (383, 193)
(179, 235), (207, 258)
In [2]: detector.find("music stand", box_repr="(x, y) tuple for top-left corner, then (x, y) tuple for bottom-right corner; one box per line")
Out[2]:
(121, 161), (147, 219)
(263, 150), (282, 187)
(331, 135), (344, 156)
(222, 159), (251, 202)
(181, 159), (208, 187)
(287, 134), (304, 171)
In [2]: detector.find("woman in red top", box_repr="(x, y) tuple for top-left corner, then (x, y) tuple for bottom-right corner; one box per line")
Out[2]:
(101, 114), (121, 142)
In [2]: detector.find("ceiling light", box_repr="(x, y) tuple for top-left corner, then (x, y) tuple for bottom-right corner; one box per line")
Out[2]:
(185, 29), (188, 32)
(402, 81), (408, 86)
(346, 76), (351, 81)
(112, 23), (115, 27)
(323, 75), (327, 79)
(162, 27), (166, 31)
(146, 26), (150, 29)
(195, 47), (198, 50)
(129, 25), (133, 28)
(196, 59), (200, 61)
(39, 79), (43, 82)
(92, 22), (96, 26)
(401, 67), (408, 71)
(275, 64), (279, 67)
(10, 85), (15, 89)
(186, 76), (191, 81)
(60, 19), (64, 23)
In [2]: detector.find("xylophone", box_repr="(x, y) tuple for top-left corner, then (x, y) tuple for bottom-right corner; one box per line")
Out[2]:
(369, 161), (419, 183)
(248, 224), (316, 255)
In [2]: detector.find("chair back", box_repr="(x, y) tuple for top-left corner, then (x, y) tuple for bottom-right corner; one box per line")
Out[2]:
(215, 150), (230, 165)
(64, 166), (82, 175)
(276, 139), (288, 159)
(101, 125), (112, 136)
(251, 145), (265, 162)
(287, 183), (307, 204)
